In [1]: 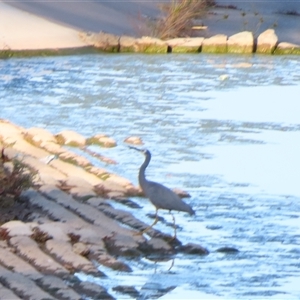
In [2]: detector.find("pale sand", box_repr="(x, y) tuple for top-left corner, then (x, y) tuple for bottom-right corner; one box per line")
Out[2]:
(0, 1), (88, 50)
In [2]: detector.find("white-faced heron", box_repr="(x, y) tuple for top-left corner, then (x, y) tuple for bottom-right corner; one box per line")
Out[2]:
(129, 146), (195, 238)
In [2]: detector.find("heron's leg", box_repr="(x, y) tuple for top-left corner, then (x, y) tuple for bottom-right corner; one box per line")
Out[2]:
(135, 208), (159, 235)
(167, 258), (175, 272)
(142, 208), (159, 234)
(170, 211), (177, 240)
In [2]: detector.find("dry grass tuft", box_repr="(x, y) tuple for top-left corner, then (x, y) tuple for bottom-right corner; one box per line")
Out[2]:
(0, 147), (36, 210)
(153, 0), (215, 39)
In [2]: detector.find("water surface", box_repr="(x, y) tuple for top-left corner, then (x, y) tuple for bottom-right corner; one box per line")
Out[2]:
(1, 54), (300, 299)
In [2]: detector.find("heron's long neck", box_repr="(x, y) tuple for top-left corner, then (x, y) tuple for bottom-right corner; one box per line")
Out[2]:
(138, 153), (151, 188)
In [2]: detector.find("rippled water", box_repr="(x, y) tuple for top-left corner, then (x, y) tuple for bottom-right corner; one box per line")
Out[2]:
(1, 54), (300, 299)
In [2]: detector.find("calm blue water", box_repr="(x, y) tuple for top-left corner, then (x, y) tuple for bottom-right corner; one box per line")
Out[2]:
(1, 54), (300, 299)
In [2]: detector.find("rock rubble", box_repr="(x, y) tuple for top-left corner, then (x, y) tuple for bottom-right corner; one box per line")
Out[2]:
(79, 28), (300, 55)
(0, 118), (207, 299)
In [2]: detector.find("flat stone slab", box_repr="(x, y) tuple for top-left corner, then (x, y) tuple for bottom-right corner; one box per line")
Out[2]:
(22, 155), (67, 183)
(1, 220), (35, 236)
(0, 282), (21, 300)
(38, 275), (81, 300)
(0, 243), (42, 280)
(9, 235), (69, 276)
(25, 127), (57, 145)
(23, 189), (88, 229)
(39, 185), (132, 236)
(58, 150), (91, 167)
(87, 134), (117, 147)
(0, 265), (55, 300)
(45, 239), (99, 274)
(0, 119), (25, 140)
(76, 281), (114, 300)
(12, 137), (51, 160)
(50, 159), (103, 186)
(37, 222), (70, 242)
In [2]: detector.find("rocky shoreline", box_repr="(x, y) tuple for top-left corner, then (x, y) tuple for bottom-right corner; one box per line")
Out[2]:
(1, 0), (300, 57)
(0, 119), (210, 299)
(79, 28), (300, 55)
(2, 28), (300, 59)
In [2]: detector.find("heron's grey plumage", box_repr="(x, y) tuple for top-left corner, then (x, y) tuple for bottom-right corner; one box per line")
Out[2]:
(142, 180), (194, 215)
(129, 146), (195, 237)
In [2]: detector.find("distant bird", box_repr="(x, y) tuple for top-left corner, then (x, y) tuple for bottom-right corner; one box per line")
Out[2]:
(129, 146), (195, 238)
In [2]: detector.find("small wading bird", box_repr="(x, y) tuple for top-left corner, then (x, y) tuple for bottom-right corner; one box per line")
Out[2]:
(129, 146), (195, 239)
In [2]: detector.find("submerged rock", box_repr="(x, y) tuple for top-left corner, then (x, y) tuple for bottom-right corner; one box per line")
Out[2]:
(113, 285), (139, 298)
(139, 282), (176, 300)
(180, 243), (209, 255)
(103, 232), (144, 257)
(124, 136), (143, 145)
(139, 237), (173, 254)
(25, 127), (58, 146)
(55, 130), (86, 147)
(75, 281), (114, 300)
(87, 134), (117, 147)
(216, 246), (239, 253)
(89, 244), (132, 272)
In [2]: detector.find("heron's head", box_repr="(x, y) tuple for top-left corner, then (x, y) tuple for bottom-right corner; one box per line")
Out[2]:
(129, 146), (150, 156)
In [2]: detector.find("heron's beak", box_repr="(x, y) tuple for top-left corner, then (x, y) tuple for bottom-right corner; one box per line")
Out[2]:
(128, 146), (143, 152)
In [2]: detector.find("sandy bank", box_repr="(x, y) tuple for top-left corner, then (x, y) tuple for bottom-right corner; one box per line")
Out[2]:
(0, 1), (88, 50)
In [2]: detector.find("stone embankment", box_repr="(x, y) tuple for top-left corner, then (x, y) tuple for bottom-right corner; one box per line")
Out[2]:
(0, 119), (207, 299)
(80, 28), (300, 55)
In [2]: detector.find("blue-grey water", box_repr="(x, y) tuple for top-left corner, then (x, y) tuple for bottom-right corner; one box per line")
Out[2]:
(1, 54), (300, 299)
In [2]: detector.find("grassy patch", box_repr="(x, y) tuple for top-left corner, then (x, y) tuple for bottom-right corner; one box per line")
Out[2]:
(153, 0), (215, 39)
(0, 159), (36, 202)
(0, 148), (37, 224)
